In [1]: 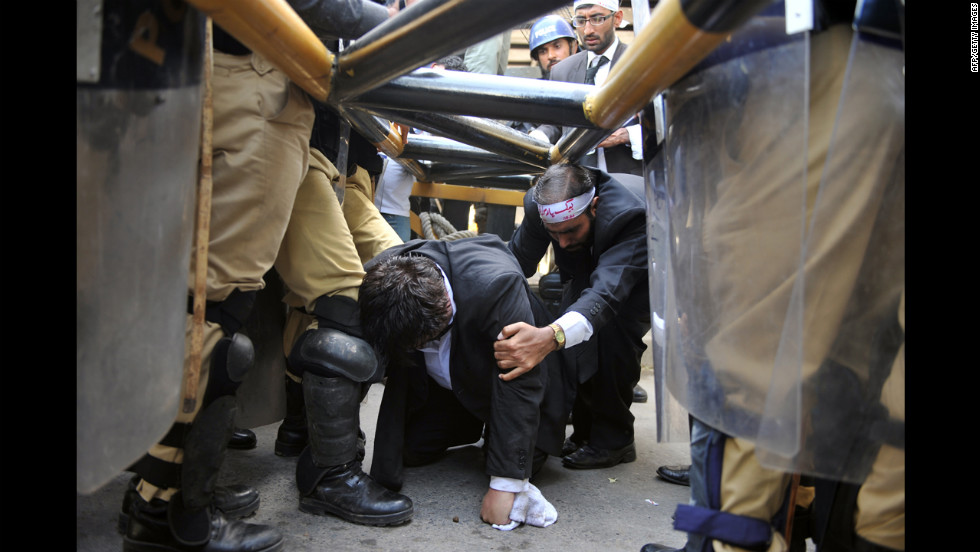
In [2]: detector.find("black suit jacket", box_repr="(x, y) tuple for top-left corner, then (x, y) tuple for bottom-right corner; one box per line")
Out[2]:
(369, 235), (571, 491)
(534, 42), (642, 176)
(508, 170), (650, 383)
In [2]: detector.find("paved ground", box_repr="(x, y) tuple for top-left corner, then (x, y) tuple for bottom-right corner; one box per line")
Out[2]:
(76, 366), (703, 552)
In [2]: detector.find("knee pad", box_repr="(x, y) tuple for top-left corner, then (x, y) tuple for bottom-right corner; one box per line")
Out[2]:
(201, 332), (254, 409)
(124, 333), (253, 494)
(287, 327), (381, 383)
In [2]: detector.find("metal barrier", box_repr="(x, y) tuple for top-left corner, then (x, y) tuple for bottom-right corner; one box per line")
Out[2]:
(185, 0), (775, 192)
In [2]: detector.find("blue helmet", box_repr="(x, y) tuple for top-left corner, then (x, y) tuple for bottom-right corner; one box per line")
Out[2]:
(528, 15), (577, 58)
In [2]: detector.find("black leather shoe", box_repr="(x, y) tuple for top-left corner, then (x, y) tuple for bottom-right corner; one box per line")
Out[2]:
(228, 427), (257, 450)
(640, 543), (683, 552)
(299, 460), (414, 526)
(562, 442), (637, 469)
(656, 464), (691, 486)
(633, 384), (649, 403)
(117, 476), (260, 534)
(123, 495), (283, 552)
(561, 437), (585, 457)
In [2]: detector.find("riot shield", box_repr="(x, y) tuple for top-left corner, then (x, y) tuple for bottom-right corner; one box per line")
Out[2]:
(653, 11), (809, 455)
(652, 11), (807, 458)
(643, 94), (690, 444)
(653, 8), (904, 484)
(755, 20), (905, 482)
(234, 269), (288, 429)
(77, 0), (204, 494)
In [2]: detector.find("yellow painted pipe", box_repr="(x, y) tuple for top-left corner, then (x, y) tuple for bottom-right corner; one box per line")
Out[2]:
(374, 120), (408, 159)
(411, 182), (526, 207)
(410, 210), (423, 238)
(186, 0), (333, 101)
(584, 0), (729, 129)
(548, 144), (566, 166)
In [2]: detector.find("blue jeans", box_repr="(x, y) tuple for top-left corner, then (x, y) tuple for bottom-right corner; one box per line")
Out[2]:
(382, 213), (410, 242)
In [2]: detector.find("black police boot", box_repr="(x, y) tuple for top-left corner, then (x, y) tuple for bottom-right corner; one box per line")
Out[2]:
(295, 373), (413, 526)
(123, 493), (283, 552)
(228, 427), (257, 450)
(118, 475), (259, 534)
(275, 375), (307, 457)
(275, 374), (366, 461)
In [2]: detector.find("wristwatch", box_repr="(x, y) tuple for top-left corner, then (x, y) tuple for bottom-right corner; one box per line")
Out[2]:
(548, 323), (565, 351)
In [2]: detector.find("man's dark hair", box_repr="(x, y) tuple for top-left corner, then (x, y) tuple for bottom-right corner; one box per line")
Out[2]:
(532, 163), (596, 205)
(436, 55), (468, 72)
(359, 254), (453, 367)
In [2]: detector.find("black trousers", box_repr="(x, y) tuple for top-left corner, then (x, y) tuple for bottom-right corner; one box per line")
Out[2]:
(403, 376), (484, 466)
(569, 313), (650, 451)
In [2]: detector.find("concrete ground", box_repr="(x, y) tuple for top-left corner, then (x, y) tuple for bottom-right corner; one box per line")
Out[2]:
(76, 366), (701, 552)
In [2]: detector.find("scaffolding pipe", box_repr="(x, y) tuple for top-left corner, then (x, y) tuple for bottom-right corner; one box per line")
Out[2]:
(350, 68), (594, 129)
(187, 0), (775, 171)
(400, 135), (541, 172)
(425, 163), (536, 181)
(366, 106), (552, 169)
(332, 0), (571, 101)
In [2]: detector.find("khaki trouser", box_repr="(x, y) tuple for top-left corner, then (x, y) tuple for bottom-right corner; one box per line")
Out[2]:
(143, 51), (314, 502)
(855, 291), (905, 550)
(279, 149), (403, 379)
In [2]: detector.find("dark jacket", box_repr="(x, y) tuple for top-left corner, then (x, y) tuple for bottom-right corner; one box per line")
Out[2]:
(369, 235), (570, 491)
(508, 170), (650, 383)
(533, 42), (642, 176)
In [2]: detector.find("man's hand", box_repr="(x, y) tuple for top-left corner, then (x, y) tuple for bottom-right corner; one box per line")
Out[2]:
(597, 127), (629, 149)
(480, 488), (516, 526)
(493, 322), (556, 381)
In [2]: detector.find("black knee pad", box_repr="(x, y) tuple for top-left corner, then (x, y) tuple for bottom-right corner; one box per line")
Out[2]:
(202, 332), (254, 409)
(287, 327), (381, 383)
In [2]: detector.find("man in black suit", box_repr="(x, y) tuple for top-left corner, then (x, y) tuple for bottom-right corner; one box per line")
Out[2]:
(529, 0), (642, 176)
(361, 235), (569, 527)
(495, 164), (650, 470)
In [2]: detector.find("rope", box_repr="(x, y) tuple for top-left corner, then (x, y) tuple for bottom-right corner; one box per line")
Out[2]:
(419, 211), (478, 241)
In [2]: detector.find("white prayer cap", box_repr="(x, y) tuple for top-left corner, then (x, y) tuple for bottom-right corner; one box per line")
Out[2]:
(573, 0), (620, 12)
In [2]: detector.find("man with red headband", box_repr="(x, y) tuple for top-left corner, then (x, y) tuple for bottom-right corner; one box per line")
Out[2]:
(494, 164), (650, 470)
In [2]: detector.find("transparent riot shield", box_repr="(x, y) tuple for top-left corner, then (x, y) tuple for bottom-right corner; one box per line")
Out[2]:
(653, 10), (904, 484)
(652, 14), (810, 459)
(755, 24), (905, 483)
(77, 0), (204, 494)
(643, 94), (690, 444)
